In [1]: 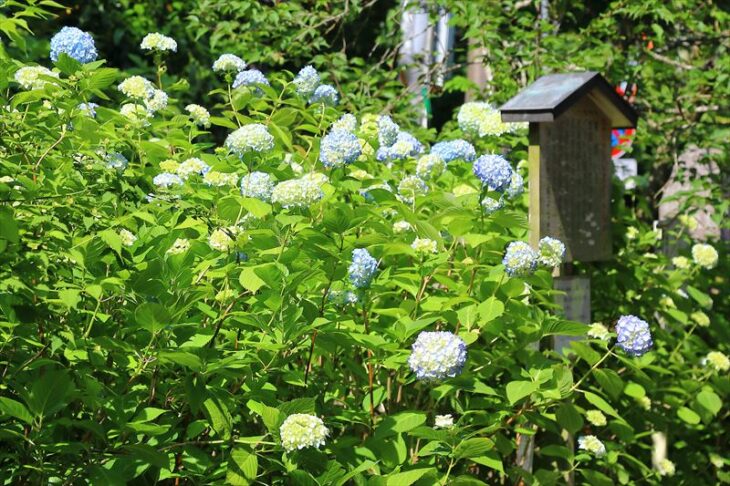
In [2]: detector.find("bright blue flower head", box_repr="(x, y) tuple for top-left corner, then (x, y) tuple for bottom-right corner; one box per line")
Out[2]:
(348, 248), (378, 289)
(430, 140), (476, 163)
(50, 27), (98, 64)
(377, 115), (400, 147)
(507, 171), (524, 198)
(233, 69), (270, 92)
(408, 331), (467, 381)
(320, 129), (362, 168)
(616, 315), (653, 357)
(293, 65), (320, 97)
(473, 154), (513, 192)
(481, 196), (504, 215)
(538, 236), (565, 267)
(309, 84), (338, 105)
(503, 241), (538, 277)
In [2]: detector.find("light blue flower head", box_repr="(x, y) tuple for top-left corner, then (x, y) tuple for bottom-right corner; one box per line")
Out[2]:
(473, 154), (513, 192)
(50, 27), (98, 64)
(233, 69), (270, 93)
(408, 331), (467, 381)
(481, 195), (504, 215)
(78, 102), (99, 118)
(507, 171), (524, 198)
(615, 315), (653, 357)
(240, 171), (274, 201)
(104, 152), (127, 170)
(320, 129), (362, 168)
(153, 172), (184, 188)
(309, 84), (338, 105)
(502, 241), (538, 277)
(538, 236), (565, 267)
(377, 115), (400, 147)
(430, 139), (476, 163)
(348, 248), (378, 289)
(328, 290), (359, 307)
(293, 65), (320, 97)
(224, 124), (275, 157)
(376, 131), (423, 161)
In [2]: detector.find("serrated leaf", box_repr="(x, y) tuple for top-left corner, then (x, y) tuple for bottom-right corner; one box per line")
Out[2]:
(203, 397), (233, 439)
(226, 447), (258, 485)
(506, 381), (537, 405)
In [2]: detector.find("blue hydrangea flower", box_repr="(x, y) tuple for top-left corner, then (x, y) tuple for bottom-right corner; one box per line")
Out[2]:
(50, 27), (97, 64)
(327, 290), (359, 307)
(430, 140), (476, 163)
(233, 69), (270, 93)
(538, 237), (565, 267)
(225, 124), (275, 156)
(481, 195), (504, 214)
(271, 177), (323, 208)
(78, 102), (98, 118)
(473, 154), (513, 192)
(376, 131), (422, 161)
(502, 241), (539, 277)
(319, 129), (362, 168)
(309, 84), (338, 105)
(104, 152), (128, 170)
(293, 65), (320, 97)
(240, 171), (274, 201)
(408, 331), (467, 381)
(615, 315), (653, 357)
(377, 115), (400, 147)
(507, 171), (524, 198)
(348, 248), (378, 289)
(153, 172), (184, 188)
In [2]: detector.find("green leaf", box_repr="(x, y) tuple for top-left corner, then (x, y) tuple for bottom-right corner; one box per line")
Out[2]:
(0, 397), (33, 425)
(386, 468), (434, 486)
(696, 391), (721, 416)
(240, 267), (267, 293)
(241, 197), (272, 218)
(26, 370), (73, 418)
(583, 391), (620, 419)
(99, 229), (122, 254)
(506, 381), (537, 405)
(374, 412), (426, 438)
(555, 402), (583, 434)
(58, 289), (81, 309)
(593, 369), (624, 401)
(135, 302), (170, 333)
(453, 438), (495, 459)
(54, 52), (82, 74)
(471, 452), (504, 472)
(677, 406), (701, 425)
(478, 296), (504, 325)
(203, 397), (233, 439)
(123, 444), (170, 470)
(569, 341), (601, 365)
(226, 447), (258, 485)
(0, 207), (19, 243)
(218, 196), (245, 223)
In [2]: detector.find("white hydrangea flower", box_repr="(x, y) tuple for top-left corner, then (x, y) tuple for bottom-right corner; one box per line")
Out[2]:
(411, 237), (437, 255)
(585, 410), (607, 427)
(703, 351), (730, 372)
(279, 414), (329, 452)
(185, 104), (211, 127)
(692, 243), (718, 269)
(672, 256), (690, 269)
(120, 103), (151, 125)
(225, 124), (275, 156)
(118, 76), (155, 100)
(587, 323), (610, 341)
(637, 396), (651, 411)
(213, 54), (247, 73)
(578, 435), (606, 457)
(119, 229), (137, 246)
(271, 178), (324, 209)
(691, 311), (710, 327)
(434, 414), (454, 429)
(145, 89), (168, 112)
(203, 171), (238, 187)
(393, 221), (412, 233)
(140, 32), (177, 52)
(457, 101), (518, 137)
(166, 238), (190, 255)
(176, 157), (210, 179)
(14, 66), (59, 90)
(657, 459), (675, 477)
(209, 228), (236, 252)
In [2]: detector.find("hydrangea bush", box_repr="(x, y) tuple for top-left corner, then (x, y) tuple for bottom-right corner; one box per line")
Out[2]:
(0, 9), (727, 486)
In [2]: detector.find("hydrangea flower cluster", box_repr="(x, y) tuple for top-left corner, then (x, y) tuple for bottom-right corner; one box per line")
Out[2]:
(703, 351), (730, 372)
(119, 229), (137, 247)
(279, 414), (329, 452)
(50, 27), (98, 63)
(153, 172), (184, 188)
(212, 54), (247, 73)
(430, 139), (476, 163)
(691, 243), (718, 269)
(376, 131), (423, 161)
(671, 256), (690, 269)
(615, 315), (653, 357)
(502, 241), (539, 277)
(397, 175), (428, 204)
(320, 129), (362, 168)
(408, 331), (467, 381)
(293, 65), (320, 97)
(104, 152), (128, 170)
(239, 172), (274, 201)
(233, 69), (270, 93)
(411, 237), (437, 255)
(332, 114), (357, 132)
(585, 410), (607, 427)
(309, 84), (339, 105)
(225, 124), (274, 156)
(78, 102), (98, 118)
(691, 311), (710, 327)
(377, 115), (400, 146)
(120, 103), (151, 125)
(203, 171), (238, 187)
(185, 104), (211, 127)
(416, 154), (445, 180)
(166, 238), (190, 255)
(14, 66), (59, 90)
(145, 89), (168, 113)
(457, 101), (516, 137)
(657, 459), (676, 477)
(348, 248), (378, 289)
(538, 237), (566, 267)
(271, 177), (323, 208)
(327, 290), (358, 307)
(393, 220), (412, 233)
(481, 196), (504, 215)
(506, 172), (524, 199)
(434, 414), (454, 429)
(118, 75), (155, 100)
(209, 228), (235, 252)
(140, 32), (177, 52)
(177, 157), (210, 179)
(578, 435), (606, 457)
(587, 323), (610, 340)
(473, 154), (514, 192)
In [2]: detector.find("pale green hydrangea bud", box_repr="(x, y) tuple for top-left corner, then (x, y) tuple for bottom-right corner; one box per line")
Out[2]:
(692, 243), (718, 269)
(279, 414), (328, 452)
(585, 410), (607, 427)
